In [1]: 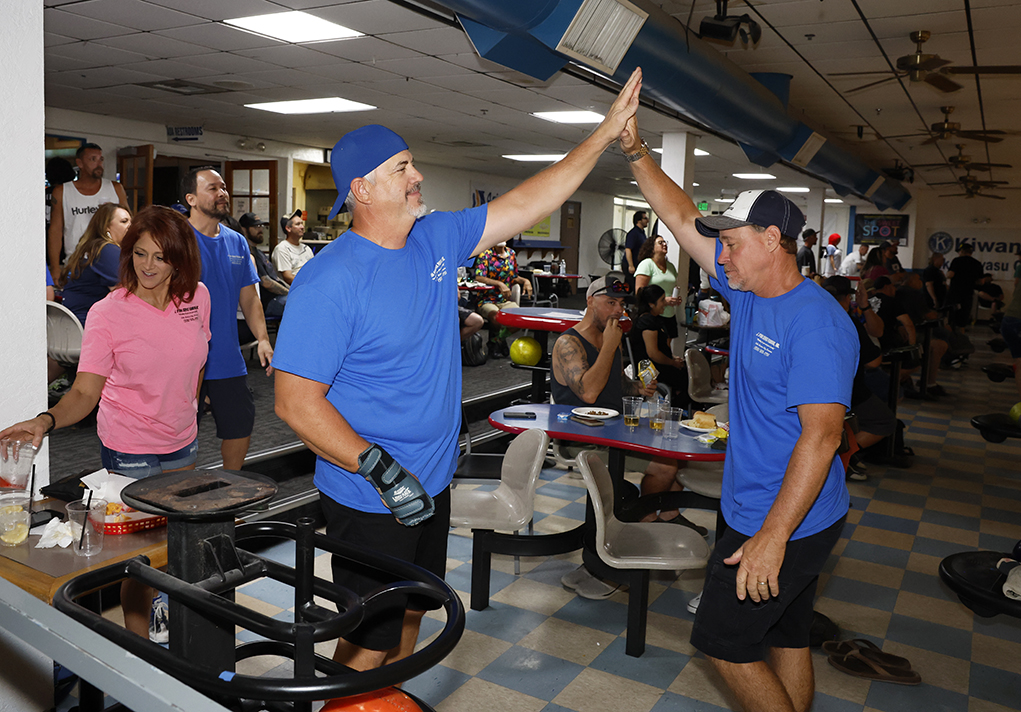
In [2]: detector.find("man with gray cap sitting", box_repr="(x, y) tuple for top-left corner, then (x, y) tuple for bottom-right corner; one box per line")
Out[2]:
(272, 69), (643, 673)
(272, 209), (314, 285)
(238, 212), (288, 318)
(622, 112), (857, 712)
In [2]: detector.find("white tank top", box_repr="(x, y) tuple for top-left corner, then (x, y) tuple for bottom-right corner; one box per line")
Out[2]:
(62, 179), (121, 256)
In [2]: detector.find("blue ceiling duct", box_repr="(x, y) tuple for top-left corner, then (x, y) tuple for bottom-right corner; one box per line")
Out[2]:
(439, 0), (911, 211)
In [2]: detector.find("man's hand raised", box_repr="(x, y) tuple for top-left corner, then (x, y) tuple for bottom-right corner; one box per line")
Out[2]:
(593, 68), (643, 148)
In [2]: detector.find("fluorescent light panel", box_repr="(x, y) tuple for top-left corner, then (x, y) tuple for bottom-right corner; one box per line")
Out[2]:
(715, 198), (734, 203)
(777, 187), (810, 193)
(825, 198), (844, 203)
(225, 11), (363, 43)
(532, 111), (604, 124)
(245, 97), (376, 115)
(503, 154), (566, 162)
(651, 148), (711, 156)
(733, 173), (776, 180)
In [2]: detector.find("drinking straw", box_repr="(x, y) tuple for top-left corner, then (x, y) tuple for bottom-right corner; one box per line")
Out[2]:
(79, 490), (93, 550)
(27, 464), (35, 517)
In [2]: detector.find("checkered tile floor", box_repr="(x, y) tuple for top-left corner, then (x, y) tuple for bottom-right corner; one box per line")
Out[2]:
(84, 329), (1021, 712)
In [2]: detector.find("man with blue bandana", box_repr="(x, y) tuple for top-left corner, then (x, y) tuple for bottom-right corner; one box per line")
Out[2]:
(273, 69), (644, 672)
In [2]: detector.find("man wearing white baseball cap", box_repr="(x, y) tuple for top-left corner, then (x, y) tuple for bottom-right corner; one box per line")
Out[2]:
(273, 69), (644, 673)
(620, 115), (857, 711)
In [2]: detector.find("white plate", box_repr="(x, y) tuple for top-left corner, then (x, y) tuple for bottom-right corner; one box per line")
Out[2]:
(572, 407), (619, 420)
(679, 419), (723, 433)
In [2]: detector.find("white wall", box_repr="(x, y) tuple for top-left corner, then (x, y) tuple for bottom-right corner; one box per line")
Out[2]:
(0, 4), (59, 710)
(913, 187), (1020, 302)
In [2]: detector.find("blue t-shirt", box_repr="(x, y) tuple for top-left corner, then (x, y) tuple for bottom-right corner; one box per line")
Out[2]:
(272, 206), (487, 513)
(60, 242), (121, 326)
(193, 224), (259, 379)
(710, 242), (857, 540)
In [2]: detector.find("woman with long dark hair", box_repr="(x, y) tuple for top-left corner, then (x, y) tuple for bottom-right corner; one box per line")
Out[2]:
(860, 246), (889, 281)
(629, 284), (687, 402)
(634, 234), (681, 337)
(2, 205), (210, 637)
(58, 202), (132, 325)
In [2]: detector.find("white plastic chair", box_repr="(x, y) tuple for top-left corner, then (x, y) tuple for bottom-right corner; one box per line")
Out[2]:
(449, 429), (550, 611)
(577, 451), (711, 657)
(46, 301), (84, 366)
(684, 348), (728, 408)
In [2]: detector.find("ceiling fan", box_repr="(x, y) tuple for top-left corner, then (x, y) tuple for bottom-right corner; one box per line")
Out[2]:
(915, 144), (1012, 172)
(938, 183), (1006, 200)
(829, 31), (1021, 93)
(931, 169), (1009, 199)
(885, 106), (1010, 145)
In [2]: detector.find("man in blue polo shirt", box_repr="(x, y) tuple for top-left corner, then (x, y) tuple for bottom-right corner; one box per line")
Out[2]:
(622, 114), (856, 712)
(184, 167), (273, 470)
(273, 69), (643, 674)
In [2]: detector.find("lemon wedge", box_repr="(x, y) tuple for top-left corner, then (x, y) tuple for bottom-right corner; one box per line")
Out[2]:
(1, 522), (28, 545)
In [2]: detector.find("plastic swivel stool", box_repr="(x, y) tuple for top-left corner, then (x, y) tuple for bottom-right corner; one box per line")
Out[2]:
(970, 413), (1021, 443)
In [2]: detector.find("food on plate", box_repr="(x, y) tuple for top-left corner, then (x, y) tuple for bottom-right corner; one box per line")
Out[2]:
(588, 410), (609, 416)
(692, 411), (717, 429)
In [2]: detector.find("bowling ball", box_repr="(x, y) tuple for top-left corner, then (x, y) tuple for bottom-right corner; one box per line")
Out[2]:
(1009, 402), (1021, 425)
(322, 687), (421, 712)
(510, 337), (542, 366)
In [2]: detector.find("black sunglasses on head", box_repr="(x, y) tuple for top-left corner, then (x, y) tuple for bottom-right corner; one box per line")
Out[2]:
(594, 279), (632, 296)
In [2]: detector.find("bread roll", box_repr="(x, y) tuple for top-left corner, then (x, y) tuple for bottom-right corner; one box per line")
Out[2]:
(692, 411), (717, 429)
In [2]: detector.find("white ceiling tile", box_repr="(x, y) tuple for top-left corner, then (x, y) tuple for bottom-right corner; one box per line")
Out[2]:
(379, 27), (475, 56)
(157, 0), (284, 22)
(176, 52), (280, 75)
(44, 8), (136, 40)
(47, 41), (150, 68)
(44, 32), (78, 47)
(100, 31), (210, 59)
(235, 43), (343, 69)
(61, 0), (204, 32)
(121, 58), (223, 79)
(371, 56), (469, 79)
(310, 36), (422, 63)
(49, 65), (166, 89)
(303, 62), (397, 83)
(311, 1), (445, 35)
(157, 23), (281, 52)
(235, 67), (330, 87)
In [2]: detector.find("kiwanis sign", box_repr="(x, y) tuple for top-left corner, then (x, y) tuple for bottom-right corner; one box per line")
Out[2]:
(929, 231), (1021, 279)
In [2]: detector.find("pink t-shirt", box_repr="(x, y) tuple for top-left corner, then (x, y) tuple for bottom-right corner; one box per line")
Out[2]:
(78, 283), (212, 454)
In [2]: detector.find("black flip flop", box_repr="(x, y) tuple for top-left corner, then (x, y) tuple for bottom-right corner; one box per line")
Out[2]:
(827, 650), (921, 685)
(821, 639), (911, 669)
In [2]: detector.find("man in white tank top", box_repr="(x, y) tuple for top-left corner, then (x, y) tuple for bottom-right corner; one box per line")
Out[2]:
(47, 143), (128, 277)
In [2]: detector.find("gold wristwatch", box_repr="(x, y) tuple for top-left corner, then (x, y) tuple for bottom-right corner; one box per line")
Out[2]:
(624, 139), (650, 163)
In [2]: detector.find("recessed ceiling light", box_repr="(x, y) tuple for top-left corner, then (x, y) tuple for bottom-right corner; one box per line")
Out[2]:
(651, 148), (711, 156)
(225, 11), (363, 43)
(532, 111), (604, 124)
(825, 198), (844, 204)
(715, 198), (734, 203)
(777, 187), (810, 193)
(503, 154), (567, 162)
(245, 97), (376, 115)
(733, 173), (776, 180)
(692, 182), (700, 187)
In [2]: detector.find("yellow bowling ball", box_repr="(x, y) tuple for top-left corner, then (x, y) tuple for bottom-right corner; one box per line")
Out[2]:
(509, 337), (542, 366)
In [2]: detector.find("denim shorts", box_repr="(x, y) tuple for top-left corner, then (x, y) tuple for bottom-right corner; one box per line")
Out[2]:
(100, 438), (199, 479)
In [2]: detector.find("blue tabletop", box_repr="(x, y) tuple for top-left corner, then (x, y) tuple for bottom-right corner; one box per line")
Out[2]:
(489, 404), (724, 462)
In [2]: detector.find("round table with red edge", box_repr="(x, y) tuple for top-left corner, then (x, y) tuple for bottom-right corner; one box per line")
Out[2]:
(490, 403), (723, 524)
(495, 307), (631, 402)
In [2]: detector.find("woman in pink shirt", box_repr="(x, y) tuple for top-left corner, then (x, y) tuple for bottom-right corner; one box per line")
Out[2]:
(2, 205), (210, 636)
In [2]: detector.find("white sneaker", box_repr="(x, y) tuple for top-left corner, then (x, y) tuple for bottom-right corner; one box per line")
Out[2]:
(149, 594), (169, 644)
(687, 591), (702, 615)
(561, 564), (593, 590)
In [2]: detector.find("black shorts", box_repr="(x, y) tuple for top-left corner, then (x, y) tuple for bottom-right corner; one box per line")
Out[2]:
(198, 375), (255, 440)
(321, 489), (450, 652)
(852, 392), (896, 439)
(690, 515), (844, 663)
